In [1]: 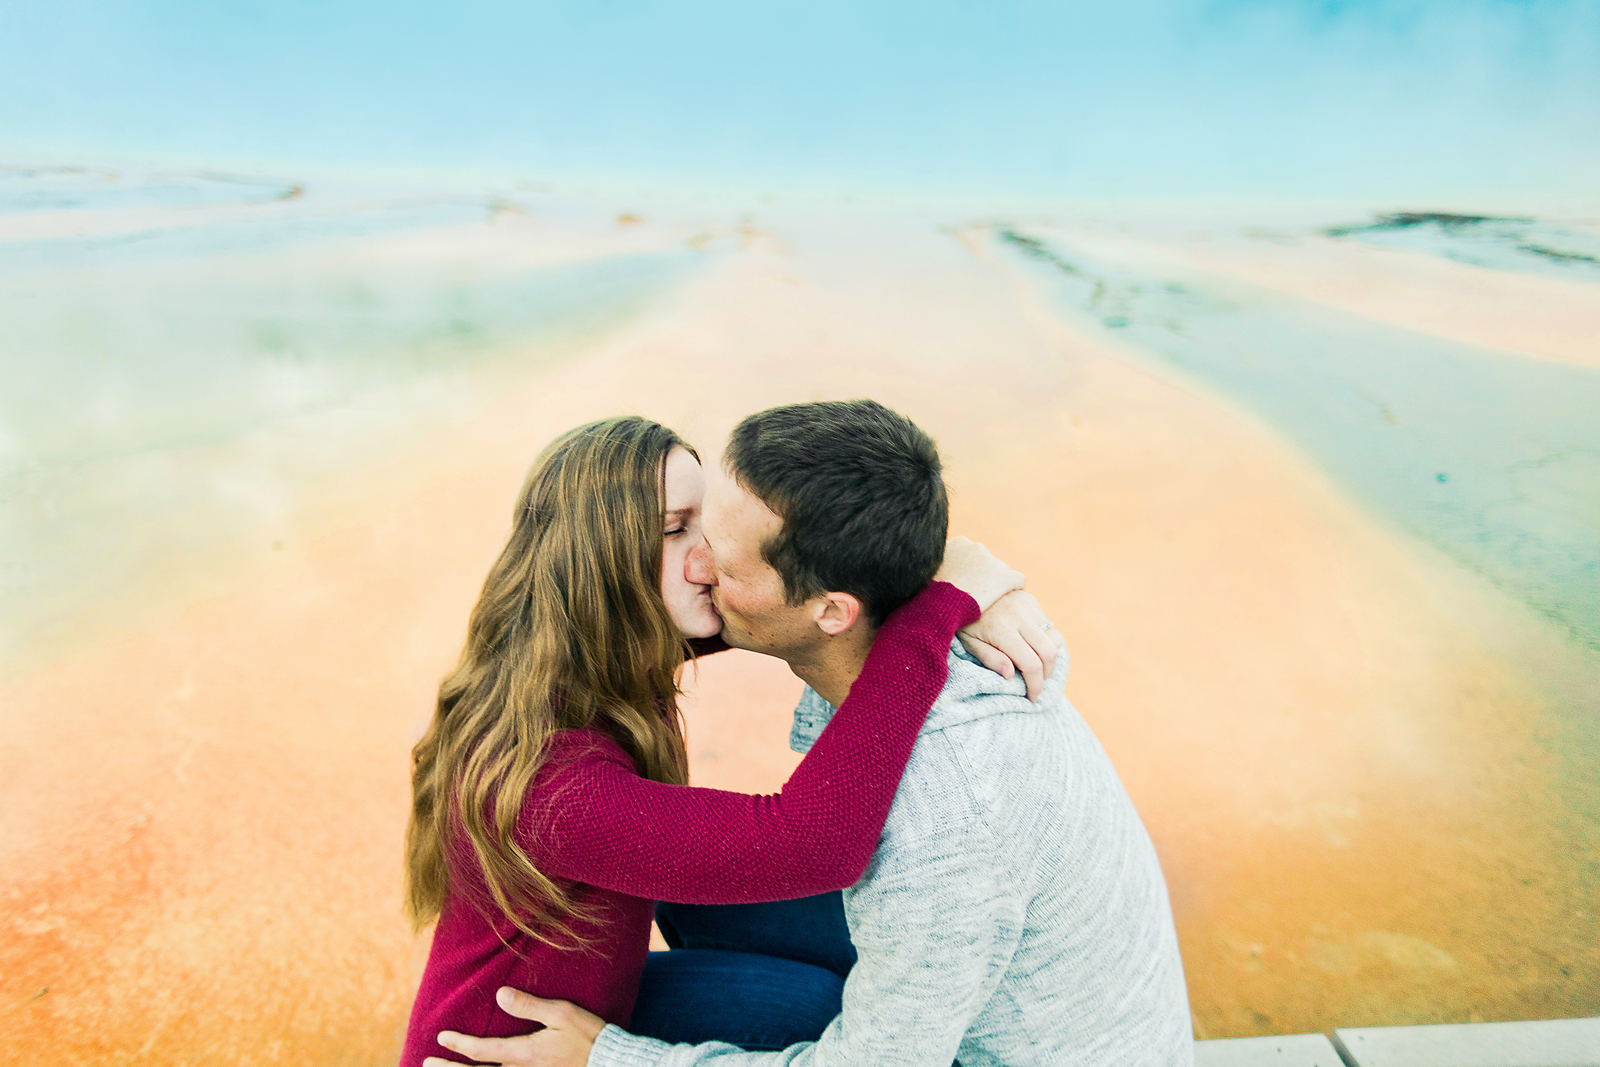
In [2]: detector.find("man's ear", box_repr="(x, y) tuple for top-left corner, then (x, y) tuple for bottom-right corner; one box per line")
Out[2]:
(813, 591), (864, 636)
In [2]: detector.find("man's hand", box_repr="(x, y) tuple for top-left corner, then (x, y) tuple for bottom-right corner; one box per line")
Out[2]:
(934, 536), (1025, 613)
(424, 987), (603, 1067)
(958, 590), (1065, 702)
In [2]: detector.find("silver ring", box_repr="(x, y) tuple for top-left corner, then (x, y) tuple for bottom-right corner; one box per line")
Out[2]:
(1041, 620), (1054, 632)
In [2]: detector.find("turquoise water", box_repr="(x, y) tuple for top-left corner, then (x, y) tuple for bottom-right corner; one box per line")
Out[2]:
(0, 199), (494, 275)
(1326, 213), (1600, 283)
(1000, 227), (1600, 651)
(3, 240), (687, 467)
(0, 171), (701, 662)
(0, 166), (297, 214)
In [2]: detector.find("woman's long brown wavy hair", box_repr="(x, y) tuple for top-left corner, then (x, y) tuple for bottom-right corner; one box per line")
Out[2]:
(404, 416), (695, 947)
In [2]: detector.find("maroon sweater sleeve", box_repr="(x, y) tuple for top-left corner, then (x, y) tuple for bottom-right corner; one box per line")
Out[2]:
(523, 580), (980, 905)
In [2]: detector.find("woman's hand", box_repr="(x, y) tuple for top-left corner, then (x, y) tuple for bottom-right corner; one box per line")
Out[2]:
(934, 536), (1025, 613)
(425, 987), (602, 1067)
(958, 590), (1065, 702)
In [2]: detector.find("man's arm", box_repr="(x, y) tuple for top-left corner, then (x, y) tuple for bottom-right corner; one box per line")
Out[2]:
(429, 757), (1020, 1067)
(596, 754), (1021, 1067)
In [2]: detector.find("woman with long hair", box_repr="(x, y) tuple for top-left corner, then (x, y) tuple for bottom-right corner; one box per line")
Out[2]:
(401, 415), (1043, 1066)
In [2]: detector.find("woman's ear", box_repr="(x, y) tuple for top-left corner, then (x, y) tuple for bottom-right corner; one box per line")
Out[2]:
(813, 591), (863, 636)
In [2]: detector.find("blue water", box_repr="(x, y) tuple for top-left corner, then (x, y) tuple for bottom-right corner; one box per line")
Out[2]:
(0, 199), (495, 275)
(0, 166), (297, 214)
(1001, 228), (1600, 651)
(0, 169), (703, 661)
(2, 247), (689, 469)
(1326, 213), (1600, 283)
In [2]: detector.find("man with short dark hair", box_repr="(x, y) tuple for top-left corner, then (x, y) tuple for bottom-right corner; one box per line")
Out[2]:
(431, 400), (1193, 1067)
(721, 399), (950, 627)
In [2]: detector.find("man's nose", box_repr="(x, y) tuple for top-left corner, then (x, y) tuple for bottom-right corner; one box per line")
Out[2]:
(684, 535), (716, 586)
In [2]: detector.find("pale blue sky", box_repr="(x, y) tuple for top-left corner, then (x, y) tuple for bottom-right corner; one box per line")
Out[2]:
(2, 0), (1597, 197)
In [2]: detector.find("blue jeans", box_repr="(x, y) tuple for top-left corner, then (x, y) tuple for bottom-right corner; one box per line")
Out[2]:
(630, 893), (858, 1052)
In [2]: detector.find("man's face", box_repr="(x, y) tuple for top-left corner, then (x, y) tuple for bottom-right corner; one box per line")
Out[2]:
(684, 459), (822, 659)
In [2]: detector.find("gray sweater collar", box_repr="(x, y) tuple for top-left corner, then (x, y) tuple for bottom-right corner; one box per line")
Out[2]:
(789, 638), (1069, 754)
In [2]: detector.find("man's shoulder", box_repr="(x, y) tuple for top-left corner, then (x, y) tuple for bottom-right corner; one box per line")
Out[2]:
(790, 637), (1073, 755)
(920, 639), (1066, 734)
(883, 645), (1089, 845)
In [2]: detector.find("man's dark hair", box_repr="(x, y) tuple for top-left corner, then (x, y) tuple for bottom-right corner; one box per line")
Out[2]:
(725, 399), (948, 626)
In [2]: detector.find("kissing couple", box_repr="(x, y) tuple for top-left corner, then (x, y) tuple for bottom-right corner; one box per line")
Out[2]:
(400, 400), (1192, 1067)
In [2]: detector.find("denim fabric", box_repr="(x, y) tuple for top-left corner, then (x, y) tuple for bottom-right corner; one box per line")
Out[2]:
(629, 894), (855, 1051)
(653, 894), (857, 979)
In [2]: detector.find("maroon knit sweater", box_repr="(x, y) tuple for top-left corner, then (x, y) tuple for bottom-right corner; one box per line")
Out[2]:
(400, 581), (979, 1067)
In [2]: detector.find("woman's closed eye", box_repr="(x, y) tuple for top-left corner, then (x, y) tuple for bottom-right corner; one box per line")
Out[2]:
(664, 526), (688, 537)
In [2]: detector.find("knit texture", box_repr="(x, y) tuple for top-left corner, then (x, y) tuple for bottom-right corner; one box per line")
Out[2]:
(399, 581), (980, 1067)
(590, 638), (1195, 1067)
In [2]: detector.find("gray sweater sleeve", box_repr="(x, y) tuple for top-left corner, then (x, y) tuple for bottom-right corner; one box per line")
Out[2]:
(587, 800), (1021, 1067)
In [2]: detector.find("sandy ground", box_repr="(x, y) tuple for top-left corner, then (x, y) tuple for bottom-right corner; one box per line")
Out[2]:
(2, 206), (1595, 1063)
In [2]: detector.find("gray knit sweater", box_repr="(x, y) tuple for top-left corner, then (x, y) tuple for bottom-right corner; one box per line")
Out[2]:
(589, 640), (1195, 1067)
